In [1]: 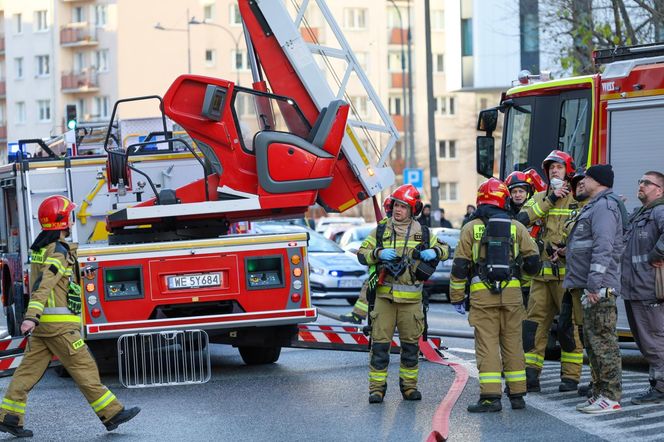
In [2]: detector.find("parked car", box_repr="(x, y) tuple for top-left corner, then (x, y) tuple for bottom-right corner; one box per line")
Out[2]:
(338, 223), (376, 254)
(315, 216), (365, 233)
(253, 223), (367, 304)
(423, 228), (460, 302)
(321, 224), (354, 244)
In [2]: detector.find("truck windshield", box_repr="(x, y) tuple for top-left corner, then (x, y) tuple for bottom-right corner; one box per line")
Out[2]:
(503, 104), (532, 177)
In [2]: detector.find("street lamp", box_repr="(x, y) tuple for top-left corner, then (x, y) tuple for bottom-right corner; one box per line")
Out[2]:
(154, 8), (192, 74)
(189, 17), (244, 86)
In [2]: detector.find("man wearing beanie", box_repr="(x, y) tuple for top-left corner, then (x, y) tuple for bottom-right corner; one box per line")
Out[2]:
(563, 163), (626, 414)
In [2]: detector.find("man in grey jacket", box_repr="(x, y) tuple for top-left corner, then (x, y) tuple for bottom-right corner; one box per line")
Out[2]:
(563, 164), (624, 414)
(621, 170), (664, 405)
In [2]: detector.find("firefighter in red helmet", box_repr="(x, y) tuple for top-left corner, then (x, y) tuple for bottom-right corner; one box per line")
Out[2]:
(358, 184), (448, 403)
(0, 195), (140, 438)
(515, 150), (585, 394)
(505, 171), (535, 217)
(450, 178), (540, 412)
(340, 196), (394, 324)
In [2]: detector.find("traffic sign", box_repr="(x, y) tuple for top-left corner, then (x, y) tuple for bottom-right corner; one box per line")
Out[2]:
(403, 168), (424, 190)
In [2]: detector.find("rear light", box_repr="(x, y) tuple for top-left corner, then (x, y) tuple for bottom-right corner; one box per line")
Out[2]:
(86, 257), (97, 262)
(87, 295), (98, 306)
(86, 283), (95, 292)
(293, 280), (302, 290)
(23, 271), (29, 290)
(291, 255), (301, 265)
(291, 293), (301, 303)
(293, 268), (302, 277)
(91, 308), (101, 318)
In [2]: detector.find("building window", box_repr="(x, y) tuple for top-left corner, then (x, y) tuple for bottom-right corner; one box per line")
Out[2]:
(232, 50), (250, 71)
(205, 49), (216, 67)
(343, 8), (367, 30)
(438, 140), (457, 159)
(449, 97), (456, 115)
(95, 5), (108, 27)
(94, 96), (110, 119)
(77, 99), (86, 119)
(37, 100), (51, 122)
(72, 6), (85, 23)
(16, 102), (26, 124)
(74, 52), (86, 73)
(387, 7), (408, 29)
(461, 19), (473, 56)
(14, 14), (22, 35)
(388, 50), (407, 72)
(230, 4), (242, 26)
(436, 96), (456, 116)
(35, 10), (49, 32)
(435, 53), (444, 73)
(350, 96), (369, 118)
(432, 10), (444, 31)
(439, 182), (458, 201)
(203, 4), (215, 21)
(36, 55), (50, 77)
(93, 49), (109, 72)
(14, 58), (23, 79)
(388, 96), (402, 115)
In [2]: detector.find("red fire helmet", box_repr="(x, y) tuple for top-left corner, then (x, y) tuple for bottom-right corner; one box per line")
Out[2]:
(542, 150), (576, 180)
(390, 184), (423, 216)
(38, 195), (77, 231)
(476, 178), (510, 209)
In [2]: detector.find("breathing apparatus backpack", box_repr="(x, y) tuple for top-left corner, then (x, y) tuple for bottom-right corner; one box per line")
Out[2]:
(475, 213), (517, 294)
(375, 220), (439, 282)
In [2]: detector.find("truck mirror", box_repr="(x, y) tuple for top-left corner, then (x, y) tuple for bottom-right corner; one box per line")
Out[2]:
(477, 109), (498, 133)
(476, 136), (495, 178)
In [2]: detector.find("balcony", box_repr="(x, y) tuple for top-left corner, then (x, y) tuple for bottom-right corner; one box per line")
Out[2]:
(60, 24), (98, 47)
(389, 28), (407, 45)
(390, 72), (409, 89)
(0, 81), (5, 99)
(61, 70), (99, 93)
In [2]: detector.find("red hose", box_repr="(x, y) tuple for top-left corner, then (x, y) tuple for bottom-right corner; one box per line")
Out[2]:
(419, 338), (469, 442)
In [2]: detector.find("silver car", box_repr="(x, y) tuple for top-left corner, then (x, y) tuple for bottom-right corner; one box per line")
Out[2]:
(254, 223), (367, 304)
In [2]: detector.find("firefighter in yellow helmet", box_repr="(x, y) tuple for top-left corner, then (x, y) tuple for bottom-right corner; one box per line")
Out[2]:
(358, 185), (448, 403)
(514, 150), (585, 393)
(450, 178), (540, 412)
(0, 195), (140, 438)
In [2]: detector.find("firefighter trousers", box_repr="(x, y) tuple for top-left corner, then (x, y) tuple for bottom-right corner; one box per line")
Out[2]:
(525, 279), (583, 381)
(469, 302), (527, 396)
(0, 330), (124, 426)
(369, 297), (424, 394)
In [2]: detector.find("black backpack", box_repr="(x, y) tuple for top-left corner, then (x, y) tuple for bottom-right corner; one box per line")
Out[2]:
(476, 213), (516, 294)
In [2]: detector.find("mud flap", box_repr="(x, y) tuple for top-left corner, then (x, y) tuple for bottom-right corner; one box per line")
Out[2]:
(558, 291), (576, 352)
(522, 319), (538, 352)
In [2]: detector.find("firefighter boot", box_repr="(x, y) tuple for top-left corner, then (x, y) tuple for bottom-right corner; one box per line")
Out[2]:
(509, 395), (526, 410)
(526, 367), (541, 393)
(105, 407), (141, 431)
(559, 378), (579, 392)
(369, 385), (387, 404)
(467, 396), (502, 413)
(401, 389), (422, 401)
(0, 414), (33, 438)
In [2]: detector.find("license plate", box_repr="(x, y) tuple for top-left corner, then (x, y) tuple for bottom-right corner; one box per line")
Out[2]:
(338, 279), (363, 288)
(167, 273), (222, 290)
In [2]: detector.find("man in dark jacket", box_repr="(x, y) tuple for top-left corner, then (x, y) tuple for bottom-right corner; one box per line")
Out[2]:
(563, 164), (624, 414)
(419, 204), (433, 227)
(621, 170), (664, 405)
(439, 208), (453, 228)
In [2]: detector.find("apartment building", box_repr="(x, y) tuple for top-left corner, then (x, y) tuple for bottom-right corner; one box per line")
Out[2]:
(1, 0), (545, 225)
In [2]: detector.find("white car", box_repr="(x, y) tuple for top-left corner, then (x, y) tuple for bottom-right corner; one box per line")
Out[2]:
(315, 216), (365, 233)
(338, 224), (376, 254)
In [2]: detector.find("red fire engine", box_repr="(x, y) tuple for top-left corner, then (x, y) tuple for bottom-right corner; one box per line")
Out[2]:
(475, 42), (664, 340)
(0, 0), (398, 368)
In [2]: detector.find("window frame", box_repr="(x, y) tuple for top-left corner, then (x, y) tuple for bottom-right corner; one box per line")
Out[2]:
(37, 100), (51, 122)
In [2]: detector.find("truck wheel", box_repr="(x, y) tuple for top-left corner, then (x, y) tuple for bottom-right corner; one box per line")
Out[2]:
(5, 304), (18, 337)
(346, 297), (358, 306)
(6, 283), (24, 337)
(238, 345), (281, 365)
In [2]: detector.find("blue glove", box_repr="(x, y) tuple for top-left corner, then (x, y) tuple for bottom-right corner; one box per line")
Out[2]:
(419, 249), (437, 262)
(378, 248), (398, 261)
(453, 302), (466, 315)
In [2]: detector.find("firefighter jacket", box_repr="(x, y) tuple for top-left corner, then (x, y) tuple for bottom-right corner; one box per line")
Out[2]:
(563, 189), (625, 294)
(357, 217), (449, 303)
(621, 197), (664, 301)
(25, 240), (81, 337)
(449, 216), (540, 306)
(517, 190), (579, 280)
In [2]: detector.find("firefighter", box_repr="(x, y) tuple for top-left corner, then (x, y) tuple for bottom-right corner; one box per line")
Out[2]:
(340, 196), (393, 325)
(357, 185), (448, 403)
(0, 196), (140, 438)
(516, 150), (585, 393)
(450, 178), (541, 412)
(506, 171), (537, 307)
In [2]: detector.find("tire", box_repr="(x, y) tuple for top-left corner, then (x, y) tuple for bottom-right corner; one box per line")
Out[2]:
(238, 345), (281, 365)
(346, 297), (359, 306)
(5, 282), (24, 337)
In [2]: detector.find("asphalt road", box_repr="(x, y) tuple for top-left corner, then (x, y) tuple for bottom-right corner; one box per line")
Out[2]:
(0, 300), (656, 441)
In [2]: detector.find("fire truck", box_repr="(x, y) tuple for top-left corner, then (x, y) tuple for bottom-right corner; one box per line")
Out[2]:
(0, 0), (397, 368)
(475, 42), (664, 342)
